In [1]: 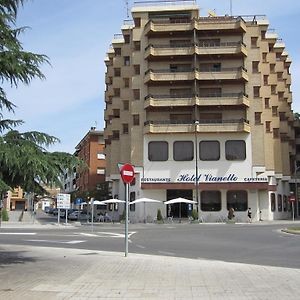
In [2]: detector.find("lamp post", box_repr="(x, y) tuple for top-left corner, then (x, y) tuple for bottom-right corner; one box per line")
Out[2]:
(194, 120), (200, 220)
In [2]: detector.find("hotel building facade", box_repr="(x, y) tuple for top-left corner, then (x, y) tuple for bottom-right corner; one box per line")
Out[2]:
(103, 1), (295, 222)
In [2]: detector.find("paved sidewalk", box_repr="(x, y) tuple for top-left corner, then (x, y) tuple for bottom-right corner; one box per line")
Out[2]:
(0, 244), (300, 299)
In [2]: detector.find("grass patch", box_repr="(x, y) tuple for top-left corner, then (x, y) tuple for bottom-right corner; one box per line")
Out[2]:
(287, 227), (300, 232)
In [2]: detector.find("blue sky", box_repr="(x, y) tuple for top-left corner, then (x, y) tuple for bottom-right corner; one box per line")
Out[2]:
(5, 0), (300, 153)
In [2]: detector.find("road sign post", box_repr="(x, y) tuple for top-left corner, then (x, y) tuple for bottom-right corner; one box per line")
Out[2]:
(120, 164), (135, 257)
(289, 195), (296, 221)
(57, 193), (71, 225)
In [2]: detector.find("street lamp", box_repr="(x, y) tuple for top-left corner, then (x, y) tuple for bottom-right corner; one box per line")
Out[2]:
(194, 120), (200, 220)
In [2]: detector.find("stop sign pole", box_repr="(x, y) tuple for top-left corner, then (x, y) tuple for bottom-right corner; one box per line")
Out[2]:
(120, 164), (135, 257)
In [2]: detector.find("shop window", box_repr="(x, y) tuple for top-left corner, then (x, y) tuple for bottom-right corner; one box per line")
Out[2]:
(199, 141), (220, 161)
(173, 141), (194, 161)
(148, 141), (168, 161)
(201, 191), (221, 211)
(271, 193), (276, 211)
(278, 194), (282, 212)
(227, 191), (248, 211)
(225, 140), (246, 161)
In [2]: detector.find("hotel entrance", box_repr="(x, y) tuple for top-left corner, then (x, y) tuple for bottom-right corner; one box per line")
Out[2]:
(166, 189), (193, 218)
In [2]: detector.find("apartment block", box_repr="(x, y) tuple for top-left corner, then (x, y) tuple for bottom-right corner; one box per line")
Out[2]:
(62, 128), (106, 194)
(104, 1), (295, 222)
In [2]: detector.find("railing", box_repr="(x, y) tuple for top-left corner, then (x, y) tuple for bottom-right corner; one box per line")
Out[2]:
(134, 0), (196, 6)
(145, 41), (245, 50)
(144, 118), (249, 126)
(145, 66), (247, 74)
(144, 92), (247, 100)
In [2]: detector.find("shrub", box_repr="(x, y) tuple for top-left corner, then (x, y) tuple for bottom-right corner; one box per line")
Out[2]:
(191, 209), (198, 220)
(157, 209), (163, 221)
(1, 208), (9, 221)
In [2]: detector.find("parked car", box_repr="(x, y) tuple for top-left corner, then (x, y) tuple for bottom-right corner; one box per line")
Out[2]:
(44, 207), (51, 213)
(68, 211), (89, 221)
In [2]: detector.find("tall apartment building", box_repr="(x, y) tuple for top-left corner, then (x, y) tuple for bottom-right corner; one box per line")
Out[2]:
(104, 1), (294, 222)
(63, 128), (106, 194)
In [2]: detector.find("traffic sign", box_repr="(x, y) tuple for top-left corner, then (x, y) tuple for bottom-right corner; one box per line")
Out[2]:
(57, 193), (71, 209)
(289, 195), (296, 203)
(120, 163), (135, 184)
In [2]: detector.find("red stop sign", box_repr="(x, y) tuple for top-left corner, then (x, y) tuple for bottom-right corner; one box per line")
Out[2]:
(120, 164), (135, 184)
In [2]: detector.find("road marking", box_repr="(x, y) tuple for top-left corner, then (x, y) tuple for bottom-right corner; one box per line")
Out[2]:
(0, 232), (37, 235)
(136, 244), (146, 249)
(78, 233), (98, 237)
(158, 250), (175, 256)
(24, 239), (86, 244)
(94, 231), (136, 238)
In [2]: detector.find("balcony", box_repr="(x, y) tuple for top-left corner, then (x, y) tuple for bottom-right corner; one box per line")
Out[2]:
(144, 42), (247, 60)
(144, 68), (194, 84)
(145, 19), (193, 36)
(195, 67), (248, 82)
(144, 67), (248, 84)
(195, 17), (246, 33)
(144, 93), (249, 108)
(144, 119), (250, 134)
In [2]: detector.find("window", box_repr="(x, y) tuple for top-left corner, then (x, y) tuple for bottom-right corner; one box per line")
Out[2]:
(133, 89), (140, 100)
(278, 92), (284, 101)
(123, 100), (129, 110)
(262, 52), (267, 62)
(272, 106), (278, 116)
(97, 168), (105, 175)
(114, 88), (120, 97)
(134, 41), (141, 51)
(134, 65), (140, 75)
(271, 193), (276, 211)
(130, 192), (135, 211)
(173, 141), (194, 161)
(271, 85), (276, 95)
(279, 112), (286, 121)
(251, 37), (258, 48)
(124, 78), (129, 88)
(133, 114), (139, 126)
(148, 141), (168, 161)
(124, 56), (130, 66)
(265, 98), (270, 108)
(278, 194), (282, 212)
(112, 130), (119, 140)
(199, 141), (220, 161)
(201, 191), (221, 211)
(225, 140), (246, 161)
(270, 64), (275, 73)
(261, 30), (266, 39)
(253, 86), (260, 98)
(123, 123), (128, 134)
(276, 52), (281, 61)
(97, 152), (105, 160)
(227, 191), (248, 211)
(114, 68), (121, 77)
(255, 112), (262, 125)
(124, 35), (130, 44)
(114, 48), (121, 56)
(134, 17), (141, 27)
(283, 195), (287, 211)
(263, 75), (268, 85)
(266, 121), (271, 132)
(252, 61), (259, 73)
(277, 72), (283, 81)
(273, 128), (279, 138)
(113, 109), (120, 118)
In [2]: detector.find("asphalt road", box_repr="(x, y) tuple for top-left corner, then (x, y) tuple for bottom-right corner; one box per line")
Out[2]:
(1, 219), (299, 269)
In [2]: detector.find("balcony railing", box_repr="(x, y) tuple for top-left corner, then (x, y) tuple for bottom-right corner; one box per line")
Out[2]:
(144, 118), (249, 126)
(145, 67), (247, 74)
(145, 92), (247, 100)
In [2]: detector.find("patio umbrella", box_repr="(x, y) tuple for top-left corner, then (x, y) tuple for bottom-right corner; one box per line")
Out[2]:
(164, 198), (197, 221)
(129, 197), (161, 223)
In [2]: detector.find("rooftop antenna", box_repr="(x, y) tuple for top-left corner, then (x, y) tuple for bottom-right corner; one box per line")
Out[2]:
(125, 0), (129, 18)
(230, 0), (233, 16)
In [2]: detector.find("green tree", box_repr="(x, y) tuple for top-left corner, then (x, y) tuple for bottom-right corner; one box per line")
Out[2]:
(0, 0), (82, 194)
